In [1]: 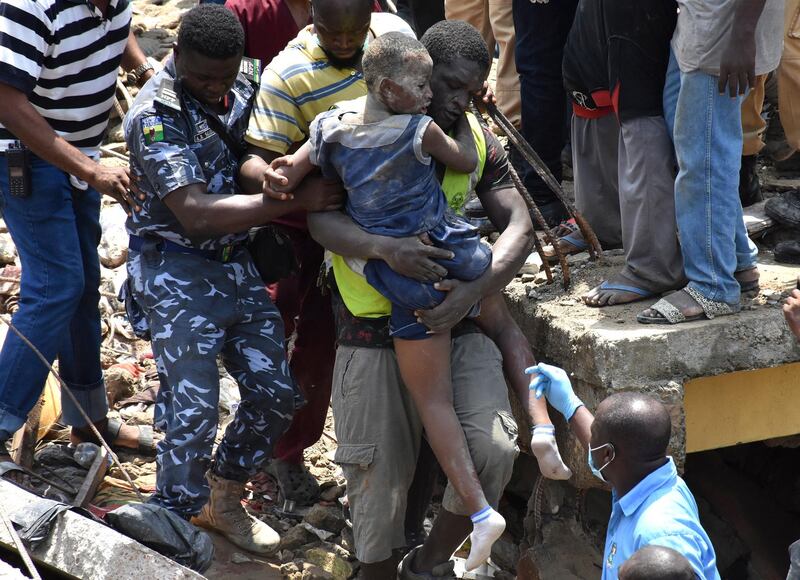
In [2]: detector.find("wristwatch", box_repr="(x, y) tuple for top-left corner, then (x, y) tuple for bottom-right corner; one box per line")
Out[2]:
(128, 61), (154, 87)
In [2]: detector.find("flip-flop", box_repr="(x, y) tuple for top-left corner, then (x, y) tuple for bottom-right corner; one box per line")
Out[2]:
(637, 288), (741, 325)
(544, 233), (588, 261)
(585, 281), (656, 307)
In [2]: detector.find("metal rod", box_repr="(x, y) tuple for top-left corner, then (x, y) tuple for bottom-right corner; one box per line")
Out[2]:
(0, 502), (42, 580)
(482, 101), (603, 260)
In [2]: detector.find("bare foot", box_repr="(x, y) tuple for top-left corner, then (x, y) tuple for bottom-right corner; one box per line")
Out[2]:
(583, 279), (654, 307)
(784, 289), (800, 341)
(70, 419), (141, 450)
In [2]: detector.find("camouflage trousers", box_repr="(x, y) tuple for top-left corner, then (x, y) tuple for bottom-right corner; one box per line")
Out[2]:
(125, 242), (301, 517)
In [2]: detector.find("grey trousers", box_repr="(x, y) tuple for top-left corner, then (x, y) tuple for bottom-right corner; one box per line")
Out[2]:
(572, 114), (686, 292)
(572, 113), (622, 248)
(617, 116), (686, 293)
(331, 333), (518, 564)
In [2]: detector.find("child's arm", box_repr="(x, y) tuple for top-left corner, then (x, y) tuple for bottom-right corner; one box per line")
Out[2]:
(421, 113), (478, 174)
(263, 141), (316, 194)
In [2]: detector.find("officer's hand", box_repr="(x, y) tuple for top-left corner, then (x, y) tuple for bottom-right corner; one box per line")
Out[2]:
(525, 363), (583, 421)
(384, 234), (452, 282)
(90, 164), (141, 215)
(293, 174), (344, 212)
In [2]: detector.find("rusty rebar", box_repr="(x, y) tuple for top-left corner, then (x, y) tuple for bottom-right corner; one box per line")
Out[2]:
(482, 101), (603, 260)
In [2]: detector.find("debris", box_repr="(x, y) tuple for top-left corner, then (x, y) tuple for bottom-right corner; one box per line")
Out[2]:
(106, 503), (215, 573)
(300, 522), (335, 541)
(304, 547), (354, 580)
(303, 504), (346, 534)
(105, 363), (142, 406)
(230, 551), (253, 564)
(72, 444), (108, 508)
(0, 233), (15, 265)
(279, 524), (317, 551)
(98, 204), (129, 269)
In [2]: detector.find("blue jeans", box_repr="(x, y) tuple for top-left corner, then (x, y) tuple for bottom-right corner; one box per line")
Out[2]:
(0, 156), (107, 441)
(663, 50), (758, 305)
(512, 0), (578, 209)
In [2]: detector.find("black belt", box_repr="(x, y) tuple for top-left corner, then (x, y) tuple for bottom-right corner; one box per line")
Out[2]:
(128, 234), (241, 263)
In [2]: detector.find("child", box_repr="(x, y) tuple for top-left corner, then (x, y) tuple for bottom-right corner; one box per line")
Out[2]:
(265, 32), (566, 569)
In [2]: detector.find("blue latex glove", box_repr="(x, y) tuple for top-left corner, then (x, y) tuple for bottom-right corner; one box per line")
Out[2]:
(525, 363), (584, 421)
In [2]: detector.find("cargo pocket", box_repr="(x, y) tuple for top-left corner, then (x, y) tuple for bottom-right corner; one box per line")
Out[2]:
(334, 443), (375, 471)
(790, 1), (800, 39)
(497, 410), (521, 455)
(119, 276), (151, 341)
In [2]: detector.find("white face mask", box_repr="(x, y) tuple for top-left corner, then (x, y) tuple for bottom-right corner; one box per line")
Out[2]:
(588, 442), (615, 483)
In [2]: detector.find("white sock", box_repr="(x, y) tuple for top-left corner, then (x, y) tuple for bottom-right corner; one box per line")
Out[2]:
(531, 425), (572, 480)
(465, 506), (505, 571)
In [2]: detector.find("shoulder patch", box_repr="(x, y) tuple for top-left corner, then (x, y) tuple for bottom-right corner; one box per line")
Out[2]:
(141, 116), (165, 145)
(240, 57), (261, 85)
(155, 78), (181, 112)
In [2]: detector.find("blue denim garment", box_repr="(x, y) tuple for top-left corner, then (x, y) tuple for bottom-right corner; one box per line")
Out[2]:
(602, 457), (720, 580)
(0, 156), (108, 440)
(663, 49), (758, 305)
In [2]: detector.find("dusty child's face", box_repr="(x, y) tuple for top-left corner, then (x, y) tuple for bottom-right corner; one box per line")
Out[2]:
(383, 54), (434, 115)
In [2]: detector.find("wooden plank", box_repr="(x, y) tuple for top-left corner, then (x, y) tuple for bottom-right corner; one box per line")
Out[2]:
(10, 396), (42, 469)
(72, 446), (109, 508)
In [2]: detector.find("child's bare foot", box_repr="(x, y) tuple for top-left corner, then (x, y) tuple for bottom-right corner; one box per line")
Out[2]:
(530, 424), (572, 480)
(466, 506), (505, 571)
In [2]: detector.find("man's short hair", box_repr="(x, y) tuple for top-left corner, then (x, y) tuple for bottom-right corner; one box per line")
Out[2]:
(420, 20), (490, 73)
(619, 545), (695, 580)
(177, 4), (245, 60)
(362, 32), (430, 90)
(597, 392), (672, 462)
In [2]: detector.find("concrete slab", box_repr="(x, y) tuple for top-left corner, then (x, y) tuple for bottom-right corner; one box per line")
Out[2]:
(506, 254), (800, 487)
(0, 481), (204, 580)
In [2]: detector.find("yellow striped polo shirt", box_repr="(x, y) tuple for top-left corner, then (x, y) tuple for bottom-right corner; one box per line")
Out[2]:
(245, 13), (414, 154)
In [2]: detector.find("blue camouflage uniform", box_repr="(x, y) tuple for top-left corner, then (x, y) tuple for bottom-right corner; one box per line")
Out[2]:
(122, 58), (301, 517)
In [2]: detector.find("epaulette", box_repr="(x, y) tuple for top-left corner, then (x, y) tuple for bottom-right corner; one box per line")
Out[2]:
(154, 77), (181, 113)
(240, 57), (261, 86)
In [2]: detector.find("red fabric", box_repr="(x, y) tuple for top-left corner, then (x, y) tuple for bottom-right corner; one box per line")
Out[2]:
(226, 0), (382, 66)
(269, 227), (336, 464)
(573, 89), (615, 119)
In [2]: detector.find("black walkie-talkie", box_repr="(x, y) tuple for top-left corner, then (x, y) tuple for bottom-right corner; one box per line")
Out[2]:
(6, 142), (30, 198)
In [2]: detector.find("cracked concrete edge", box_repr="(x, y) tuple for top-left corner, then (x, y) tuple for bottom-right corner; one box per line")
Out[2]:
(505, 282), (800, 389)
(0, 481), (205, 580)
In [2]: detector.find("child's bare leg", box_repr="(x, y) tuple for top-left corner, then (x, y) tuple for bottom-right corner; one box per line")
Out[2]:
(394, 333), (504, 570)
(476, 294), (572, 480)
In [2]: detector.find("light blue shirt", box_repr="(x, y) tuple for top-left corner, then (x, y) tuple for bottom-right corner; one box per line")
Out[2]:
(602, 457), (720, 580)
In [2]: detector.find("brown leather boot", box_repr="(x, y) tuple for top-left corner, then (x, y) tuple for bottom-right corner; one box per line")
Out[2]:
(193, 470), (280, 555)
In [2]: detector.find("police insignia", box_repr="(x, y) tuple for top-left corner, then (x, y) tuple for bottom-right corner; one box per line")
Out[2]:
(142, 116), (164, 145)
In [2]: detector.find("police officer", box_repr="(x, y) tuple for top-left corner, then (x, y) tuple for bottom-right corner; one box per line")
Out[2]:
(123, 4), (342, 554)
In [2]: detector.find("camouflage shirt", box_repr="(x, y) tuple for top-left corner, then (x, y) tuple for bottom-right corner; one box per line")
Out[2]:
(124, 58), (257, 250)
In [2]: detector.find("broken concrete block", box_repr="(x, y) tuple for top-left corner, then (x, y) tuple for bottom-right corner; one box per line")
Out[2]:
(490, 536), (520, 572)
(0, 481), (204, 579)
(303, 504), (346, 534)
(304, 547), (353, 580)
(280, 524), (317, 551)
(98, 204), (129, 269)
(302, 563), (335, 580)
(0, 233), (16, 265)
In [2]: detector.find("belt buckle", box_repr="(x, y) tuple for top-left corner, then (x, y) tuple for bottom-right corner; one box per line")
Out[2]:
(219, 244), (233, 263)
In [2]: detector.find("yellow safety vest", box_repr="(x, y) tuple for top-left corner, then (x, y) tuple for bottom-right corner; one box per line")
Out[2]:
(331, 112), (488, 318)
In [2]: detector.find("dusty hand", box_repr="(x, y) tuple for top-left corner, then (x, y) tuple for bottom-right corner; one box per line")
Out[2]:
(784, 289), (800, 342)
(525, 363), (583, 420)
(718, 33), (756, 97)
(293, 174), (344, 212)
(472, 82), (497, 113)
(415, 278), (480, 333)
(384, 234), (453, 282)
(90, 165), (141, 215)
